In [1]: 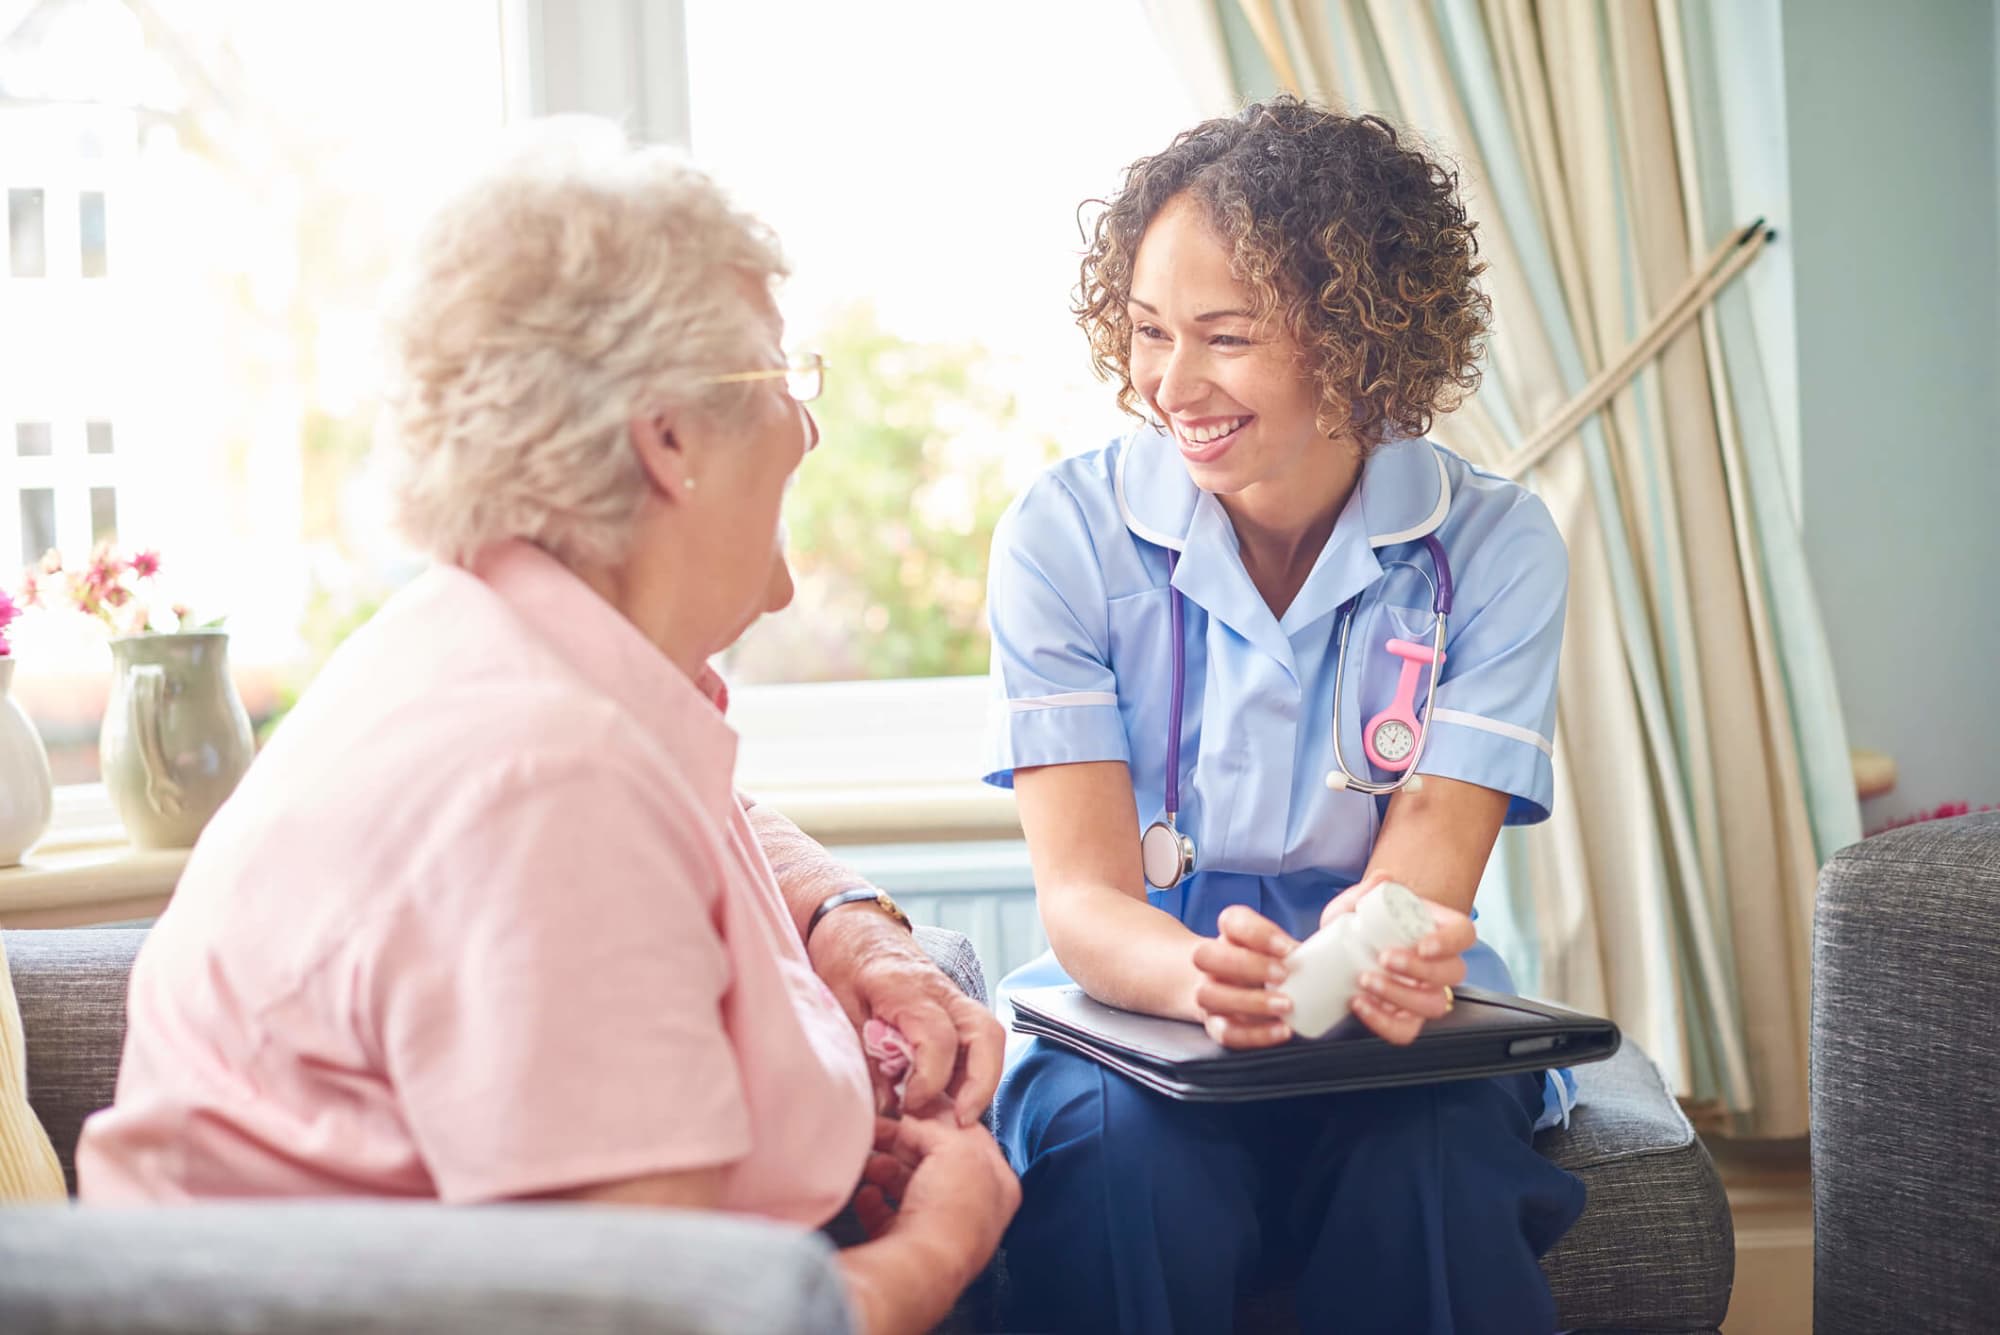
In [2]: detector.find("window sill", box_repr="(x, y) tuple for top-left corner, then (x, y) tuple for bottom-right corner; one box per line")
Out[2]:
(731, 675), (1019, 844)
(747, 781), (1019, 845)
(0, 787), (187, 928)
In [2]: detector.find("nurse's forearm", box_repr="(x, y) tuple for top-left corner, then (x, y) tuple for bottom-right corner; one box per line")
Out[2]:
(1040, 884), (1209, 1021)
(1014, 761), (1211, 1020)
(1362, 774), (1510, 915)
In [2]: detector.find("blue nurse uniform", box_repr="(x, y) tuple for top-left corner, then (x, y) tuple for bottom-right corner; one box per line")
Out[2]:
(982, 426), (1586, 1333)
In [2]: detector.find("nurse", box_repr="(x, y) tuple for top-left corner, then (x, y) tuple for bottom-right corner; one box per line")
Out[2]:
(983, 98), (1586, 1333)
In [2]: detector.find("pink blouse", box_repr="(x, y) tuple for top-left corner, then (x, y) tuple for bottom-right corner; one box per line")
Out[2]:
(79, 540), (873, 1224)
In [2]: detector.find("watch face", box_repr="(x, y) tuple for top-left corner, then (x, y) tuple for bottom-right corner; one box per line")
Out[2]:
(1372, 718), (1416, 762)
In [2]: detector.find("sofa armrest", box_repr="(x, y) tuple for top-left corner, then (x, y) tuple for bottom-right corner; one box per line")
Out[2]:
(1812, 813), (2000, 1328)
(914, 924), (988, 1007)
(0, 1201), (852, 1334)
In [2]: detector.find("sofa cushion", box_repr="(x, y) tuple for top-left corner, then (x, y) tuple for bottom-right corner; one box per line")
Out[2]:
(6, 929), (146, 1190)
(1538, 1043), (1733, 1330)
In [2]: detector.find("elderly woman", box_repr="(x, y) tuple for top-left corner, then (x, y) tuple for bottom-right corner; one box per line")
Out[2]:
(76, 118), (1016, 1335)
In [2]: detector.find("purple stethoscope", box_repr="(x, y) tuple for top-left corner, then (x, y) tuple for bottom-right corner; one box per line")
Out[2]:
(1139, 533), (1456, 892)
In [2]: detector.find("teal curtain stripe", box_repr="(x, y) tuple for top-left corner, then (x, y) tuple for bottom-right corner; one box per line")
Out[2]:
(1215, 1), (1279, 100)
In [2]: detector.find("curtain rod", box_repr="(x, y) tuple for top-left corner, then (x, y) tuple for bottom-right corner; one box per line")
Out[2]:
(1498, 220), (1775, 479)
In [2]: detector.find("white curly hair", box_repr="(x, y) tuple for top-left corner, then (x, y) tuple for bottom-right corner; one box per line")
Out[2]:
(383, 115), (786, 567)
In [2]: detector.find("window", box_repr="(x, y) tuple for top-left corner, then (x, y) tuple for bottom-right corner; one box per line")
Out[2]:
(15, 422), (52, 457)
(78, 190), (106, 278)
(7, 188), (45, 277)
(5, 421), (122, 573)
(89, 486), (117, 544)
(0, 0), (505, 785)
(2, 1), (1190, 805)
(18, 488), (55, 566)
(684, 1), (1197, 686)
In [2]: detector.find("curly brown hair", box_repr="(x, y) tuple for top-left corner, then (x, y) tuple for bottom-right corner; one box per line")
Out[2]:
(1075, 96), (1490, 448)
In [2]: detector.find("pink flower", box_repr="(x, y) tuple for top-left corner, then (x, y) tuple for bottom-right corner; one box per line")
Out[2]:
(86, 542), (125, 587)
(0, 589), (16, 658)
(25, 544), (199, 636)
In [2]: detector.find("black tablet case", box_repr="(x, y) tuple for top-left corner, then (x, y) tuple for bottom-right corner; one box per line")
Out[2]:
(1009, 984), (1620, 1103)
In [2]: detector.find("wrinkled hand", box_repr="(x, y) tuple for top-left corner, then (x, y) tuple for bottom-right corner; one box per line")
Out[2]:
(850, 1115), (1020, 1271)
(810, 911), (1004, 1125)
(1189, 904), (1301, 1050)
(1318, 876), (1475, 1045)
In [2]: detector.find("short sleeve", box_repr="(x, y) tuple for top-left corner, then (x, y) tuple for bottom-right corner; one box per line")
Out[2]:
(370, 753), (749, 1203)
(982, 476), (1131, 788)
(1418, 493), (1569, 824)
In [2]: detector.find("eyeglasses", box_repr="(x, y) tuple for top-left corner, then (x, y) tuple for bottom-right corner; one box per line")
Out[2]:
(703, 351), (825, 404)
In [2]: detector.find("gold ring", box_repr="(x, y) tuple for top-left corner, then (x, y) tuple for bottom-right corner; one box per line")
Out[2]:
(1443, 986), (1455, 1012)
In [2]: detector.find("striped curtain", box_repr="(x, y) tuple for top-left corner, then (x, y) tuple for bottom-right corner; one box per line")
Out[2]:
(1140, 0), (1859, 1135)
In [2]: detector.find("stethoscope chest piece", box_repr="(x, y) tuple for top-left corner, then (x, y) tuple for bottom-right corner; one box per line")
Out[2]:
(1141, 818), (1195, 891)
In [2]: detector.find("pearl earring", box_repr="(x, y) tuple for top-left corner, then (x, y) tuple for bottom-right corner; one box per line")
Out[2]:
(683, 476), (698, 493)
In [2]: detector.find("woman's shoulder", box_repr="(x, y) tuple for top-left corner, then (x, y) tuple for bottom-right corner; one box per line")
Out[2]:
(999, 436), (1125, 535)
(993, 426), (1184, 568)
(270, 575), (704, 831)
(1430, 440), (1565, 561)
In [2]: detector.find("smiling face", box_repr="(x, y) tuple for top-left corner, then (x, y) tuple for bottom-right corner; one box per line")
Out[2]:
(1126, 194), (1331, 498)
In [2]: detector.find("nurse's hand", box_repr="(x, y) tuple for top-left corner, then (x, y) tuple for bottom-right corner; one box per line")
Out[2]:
(1319, 878), (1474, 1045)
(1190, 905), (1301, 1049)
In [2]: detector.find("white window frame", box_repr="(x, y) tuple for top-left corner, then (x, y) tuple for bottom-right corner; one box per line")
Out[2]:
(2, 106), (132, 567)
(7, 416), (126, 567)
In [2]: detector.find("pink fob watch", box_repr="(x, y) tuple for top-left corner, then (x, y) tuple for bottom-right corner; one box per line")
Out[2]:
(1362, 638), (1443, 771)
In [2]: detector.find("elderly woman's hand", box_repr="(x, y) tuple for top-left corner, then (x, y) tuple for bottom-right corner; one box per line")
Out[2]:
(809, 912), (1005, 1126)
(840, 1114), (1019, 1335)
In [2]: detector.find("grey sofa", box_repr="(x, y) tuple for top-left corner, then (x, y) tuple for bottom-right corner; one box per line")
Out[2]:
(1812, 813), (2000, 1331)
(2, 923), (1731, 1332)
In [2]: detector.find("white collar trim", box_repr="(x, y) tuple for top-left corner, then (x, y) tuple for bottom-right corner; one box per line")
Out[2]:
(1368, 447), (1452, 547)
(1113, 429), (1188, 552)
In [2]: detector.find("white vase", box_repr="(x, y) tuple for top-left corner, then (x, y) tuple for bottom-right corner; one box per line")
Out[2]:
(0, 658), (54, 866)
